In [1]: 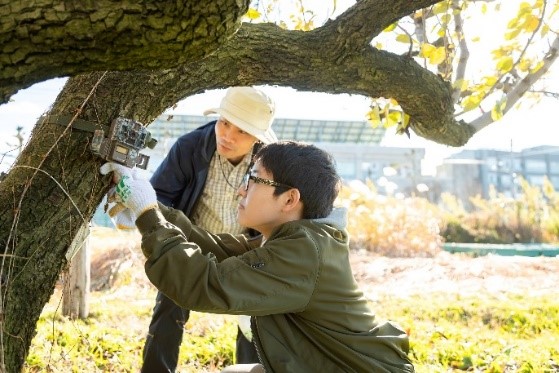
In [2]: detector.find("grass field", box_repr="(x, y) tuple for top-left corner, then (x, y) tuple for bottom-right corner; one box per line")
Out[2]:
(26, 276), (559, 372)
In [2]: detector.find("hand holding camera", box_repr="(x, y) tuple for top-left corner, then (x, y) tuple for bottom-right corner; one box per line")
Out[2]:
(100, 162), (158, 228)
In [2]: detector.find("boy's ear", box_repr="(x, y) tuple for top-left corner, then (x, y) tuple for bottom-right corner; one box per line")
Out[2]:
(282, 188), (302, 212)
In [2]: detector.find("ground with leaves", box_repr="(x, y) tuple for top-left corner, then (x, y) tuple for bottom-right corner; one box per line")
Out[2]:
(90, 228), (559, 298)
(349, 250), (559, 299)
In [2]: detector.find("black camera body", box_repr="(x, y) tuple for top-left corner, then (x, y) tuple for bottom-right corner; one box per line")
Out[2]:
(91, 117), (157, 169)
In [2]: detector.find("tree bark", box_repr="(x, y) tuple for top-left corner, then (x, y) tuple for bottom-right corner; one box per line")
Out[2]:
(0, 0), (250, 103)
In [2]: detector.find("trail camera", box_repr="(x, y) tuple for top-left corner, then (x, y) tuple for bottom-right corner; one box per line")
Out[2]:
(91, 117), (157, 169)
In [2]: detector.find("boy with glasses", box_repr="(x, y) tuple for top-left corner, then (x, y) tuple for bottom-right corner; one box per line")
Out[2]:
(102, 141), (414, 372)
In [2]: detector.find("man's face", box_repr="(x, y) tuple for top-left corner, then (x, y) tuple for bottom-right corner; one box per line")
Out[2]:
(215, 118), (258, 165)
(237, 161), (287, 238)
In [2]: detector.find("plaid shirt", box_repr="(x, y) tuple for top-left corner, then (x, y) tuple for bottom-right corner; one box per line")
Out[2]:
(191, 151), (252, 235)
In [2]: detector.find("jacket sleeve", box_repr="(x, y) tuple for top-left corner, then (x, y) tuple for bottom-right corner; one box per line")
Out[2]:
(136, 208), (318, 316)
(156, 203), (256, 260)
(149, 136), (194, 207)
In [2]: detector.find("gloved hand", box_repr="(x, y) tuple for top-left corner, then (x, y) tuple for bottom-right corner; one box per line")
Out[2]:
(106, 200), (137, 230)
(100, 162), (158, 219)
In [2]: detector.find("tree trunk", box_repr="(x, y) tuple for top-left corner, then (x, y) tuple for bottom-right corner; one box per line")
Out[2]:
(0, 71), (184, 372)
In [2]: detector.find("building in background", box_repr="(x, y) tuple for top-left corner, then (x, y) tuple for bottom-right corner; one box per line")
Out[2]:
(437, 146), (559, 208)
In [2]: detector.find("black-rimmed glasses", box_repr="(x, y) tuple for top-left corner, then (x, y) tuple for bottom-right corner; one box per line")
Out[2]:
(242, 173), (294, 191)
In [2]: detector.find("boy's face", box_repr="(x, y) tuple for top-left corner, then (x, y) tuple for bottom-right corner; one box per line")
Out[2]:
(215, 118), (258, 165)
(237, 161), (290, 238)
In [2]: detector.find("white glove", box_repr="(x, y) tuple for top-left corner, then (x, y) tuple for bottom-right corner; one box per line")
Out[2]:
(106, 202), (137, 230)
(100, 162), (158, 218)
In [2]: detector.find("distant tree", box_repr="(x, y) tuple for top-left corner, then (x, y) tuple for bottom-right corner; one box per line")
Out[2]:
(0, 0), (557, 370)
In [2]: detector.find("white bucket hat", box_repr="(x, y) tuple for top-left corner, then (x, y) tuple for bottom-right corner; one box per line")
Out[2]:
(203, 86), (277, 144)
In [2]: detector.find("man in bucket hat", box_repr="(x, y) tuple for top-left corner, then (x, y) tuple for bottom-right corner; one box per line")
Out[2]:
(141, 87), (277, 372)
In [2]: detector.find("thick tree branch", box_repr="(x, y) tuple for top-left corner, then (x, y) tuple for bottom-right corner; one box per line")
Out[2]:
(0, 0), (249, 103)
(104, 19), (475, 147)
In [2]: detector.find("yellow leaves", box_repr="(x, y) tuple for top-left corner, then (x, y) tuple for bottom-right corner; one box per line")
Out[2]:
(490, 98), (507, 121)
(367, 105), (381, 127)
(432, 2), (450, 14)
(496, 56), (514, 73)
(552, 2), (559, 17)
(482, 76), (498, 86)
(524, 14), (540, 32)
(517, 58), (532, 72)
(245, 8), (261, 21)
(504, 28), (522, 41)
(461, 94), (482, 111)
(531, 60), (544, 73)
(453, 79), (469, 91)
(387, 111), (402, 128)
(420, 43), (447, 65)
(506, 13), (540, 39)
(430, 47), (447, 65)
(505, 1), (543, 39)
(396, 34), (411, 43)
(383, 23), (397, 32)
(366, 99), (408, 131)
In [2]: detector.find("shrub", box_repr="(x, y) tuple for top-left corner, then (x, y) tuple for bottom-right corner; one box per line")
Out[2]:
(337, 180), (442, 257)
(438, 177), (559, 244)
(338, 177), (559, 253)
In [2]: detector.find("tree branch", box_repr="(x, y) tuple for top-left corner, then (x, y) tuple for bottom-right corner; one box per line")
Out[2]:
(0, 0), (249, 103)
(319, 0), (440, 48)
(469, 35), (559, 130)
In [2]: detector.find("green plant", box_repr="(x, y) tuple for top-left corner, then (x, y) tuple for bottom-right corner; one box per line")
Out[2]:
(27, 289), (559, 372)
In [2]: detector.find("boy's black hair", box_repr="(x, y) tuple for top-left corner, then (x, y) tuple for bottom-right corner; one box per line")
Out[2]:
(255, 141), (340, 219)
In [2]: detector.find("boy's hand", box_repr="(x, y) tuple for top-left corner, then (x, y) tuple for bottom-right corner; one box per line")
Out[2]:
(110, 205), (138, 230)
(100, 162), (158, 218)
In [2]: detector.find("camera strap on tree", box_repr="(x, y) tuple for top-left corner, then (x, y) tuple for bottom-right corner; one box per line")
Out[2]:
(37, 114), (102, 133)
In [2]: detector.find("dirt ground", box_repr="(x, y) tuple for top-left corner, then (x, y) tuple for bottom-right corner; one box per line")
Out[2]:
(90, 230), (559, 298)
(349, 250), (559, 298)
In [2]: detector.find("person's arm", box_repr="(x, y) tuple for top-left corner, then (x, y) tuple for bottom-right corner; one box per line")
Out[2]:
(136, 209), (318, 316)
(156, 202), (258, 260)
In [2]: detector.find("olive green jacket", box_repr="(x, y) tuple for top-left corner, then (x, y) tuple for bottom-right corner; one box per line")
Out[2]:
(136, 203), (414, 373)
